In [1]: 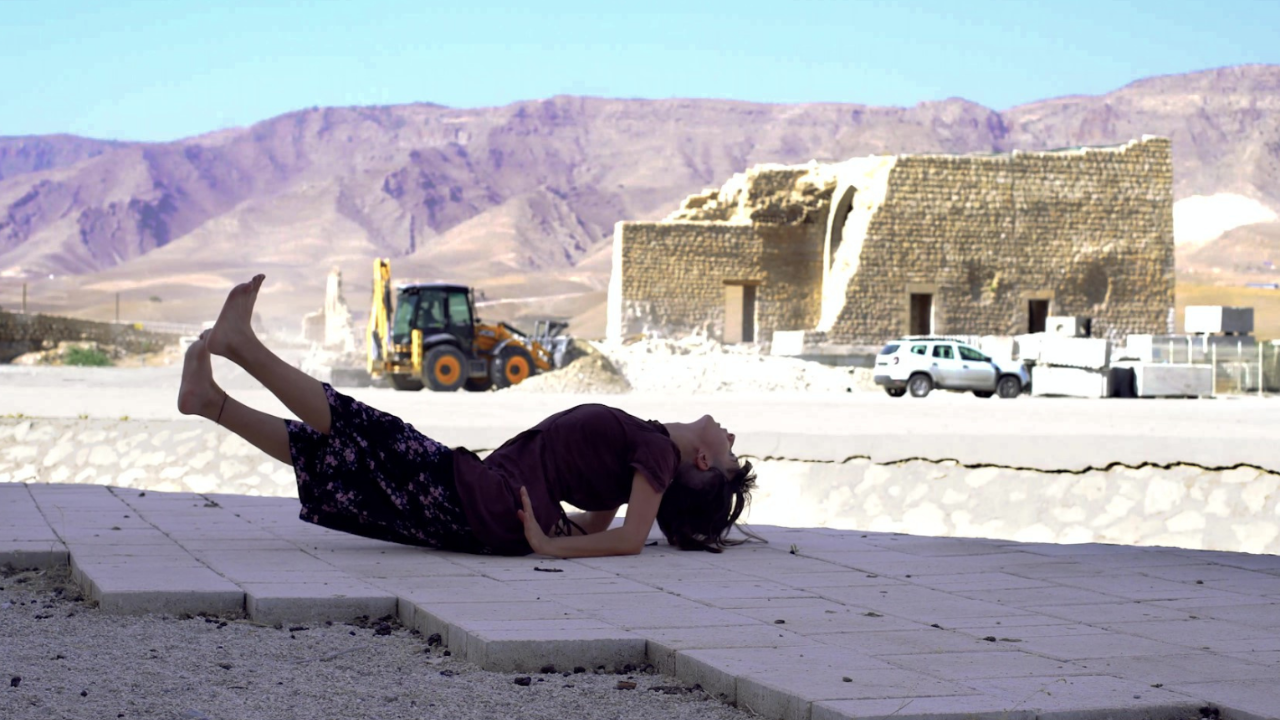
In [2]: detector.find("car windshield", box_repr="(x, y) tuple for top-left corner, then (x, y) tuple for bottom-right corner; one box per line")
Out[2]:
(880, 344), (900, 355)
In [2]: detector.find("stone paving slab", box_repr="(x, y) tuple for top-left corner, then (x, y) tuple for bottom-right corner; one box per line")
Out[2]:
(242, 580), (398, 625)
(0, 540), (68, 569)
(3, 482), (1280, 720)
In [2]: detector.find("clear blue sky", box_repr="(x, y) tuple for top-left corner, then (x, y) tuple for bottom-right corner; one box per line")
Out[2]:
(3, 0), (1277, 142)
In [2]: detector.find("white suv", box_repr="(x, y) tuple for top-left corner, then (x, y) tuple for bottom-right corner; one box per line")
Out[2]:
(874, 337), (1030, 398)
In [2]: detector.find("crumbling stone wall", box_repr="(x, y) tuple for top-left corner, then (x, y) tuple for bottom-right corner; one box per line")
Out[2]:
(301, 267), (358, 351)
(607, 165), (832, 340)
(828, 137), (1174, 342)
(0, 311), (180, 363)
(610, 137), (1175, 344)
(608, 222), (763, 339)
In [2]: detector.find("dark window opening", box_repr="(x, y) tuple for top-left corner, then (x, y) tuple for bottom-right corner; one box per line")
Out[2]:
(1028, 299), (1049, 334)
(909, 293), (933, 336)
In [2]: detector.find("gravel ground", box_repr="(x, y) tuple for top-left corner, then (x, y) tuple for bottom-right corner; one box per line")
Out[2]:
(0, 566), (757, 720)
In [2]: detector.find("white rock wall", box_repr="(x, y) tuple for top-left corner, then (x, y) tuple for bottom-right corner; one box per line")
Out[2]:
(0, 418), (298, 497)
(748, 459), (1280, 555)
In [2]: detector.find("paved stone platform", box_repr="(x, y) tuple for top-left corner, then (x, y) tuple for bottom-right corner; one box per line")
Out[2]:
(4, 483), (1279, 719)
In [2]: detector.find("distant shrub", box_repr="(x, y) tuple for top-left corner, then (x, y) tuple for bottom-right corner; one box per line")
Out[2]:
(149, 296), (162, 303)
(64, 346), (113, 367)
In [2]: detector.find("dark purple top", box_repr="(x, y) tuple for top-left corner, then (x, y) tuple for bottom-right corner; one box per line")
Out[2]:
(452, 404), (680, 555)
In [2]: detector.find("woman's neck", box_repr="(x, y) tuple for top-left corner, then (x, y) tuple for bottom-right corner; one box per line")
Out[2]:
(661, 422), (695, 467)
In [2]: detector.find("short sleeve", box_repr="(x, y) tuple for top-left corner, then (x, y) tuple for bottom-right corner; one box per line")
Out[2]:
(630, 432), (678, 494)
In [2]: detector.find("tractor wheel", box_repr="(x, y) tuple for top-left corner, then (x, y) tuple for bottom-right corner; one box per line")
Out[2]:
(464, 376), (494, 392)
(491, 346), (535, 389)
(908, 373), (934, 398)
(390, 374), (424, 392)
(424, 345), (466, 392)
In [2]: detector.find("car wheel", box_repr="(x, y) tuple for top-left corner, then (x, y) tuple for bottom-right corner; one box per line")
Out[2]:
(997, 375), (1022, 399)
(424, 345), (467, 392)
(908, 373), (933, 398)
(885, 387), (907, 398)
(973, 390), (994, 399)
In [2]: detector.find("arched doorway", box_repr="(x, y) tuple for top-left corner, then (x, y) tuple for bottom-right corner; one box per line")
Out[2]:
(826, 185), (858, 269)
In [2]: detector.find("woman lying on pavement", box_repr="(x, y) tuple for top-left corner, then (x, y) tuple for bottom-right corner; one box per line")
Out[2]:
(177, 275), (758, 557)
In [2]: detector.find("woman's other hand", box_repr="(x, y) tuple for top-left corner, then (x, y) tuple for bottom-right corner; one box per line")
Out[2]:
(517, 486), (550, 555)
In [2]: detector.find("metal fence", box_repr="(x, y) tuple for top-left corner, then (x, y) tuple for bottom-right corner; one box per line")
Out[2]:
(1145, 336), (1280, 395)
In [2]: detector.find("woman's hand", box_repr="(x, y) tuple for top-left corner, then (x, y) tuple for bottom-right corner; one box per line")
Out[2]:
(517, 486), (552, 556)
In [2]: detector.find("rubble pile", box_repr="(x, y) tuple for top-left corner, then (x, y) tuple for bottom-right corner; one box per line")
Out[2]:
(507, 340), (632, 394)
(512, 335), (874, 394)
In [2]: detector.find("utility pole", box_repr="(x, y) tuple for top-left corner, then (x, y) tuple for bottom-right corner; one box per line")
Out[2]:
(22, 283), (27, 314)
(115, 293), (120, 324)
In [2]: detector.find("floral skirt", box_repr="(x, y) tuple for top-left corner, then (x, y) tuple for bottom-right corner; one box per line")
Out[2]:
(286, 384), (489, 554)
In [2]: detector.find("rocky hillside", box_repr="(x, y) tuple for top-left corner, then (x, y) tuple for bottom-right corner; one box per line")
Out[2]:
(0, 135), (131, 183)
(2, 65), (1278, 329)
(1000, 65), (1280, 202)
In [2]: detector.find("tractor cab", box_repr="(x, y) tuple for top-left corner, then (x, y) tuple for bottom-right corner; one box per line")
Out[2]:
(391, 283), (476, 349)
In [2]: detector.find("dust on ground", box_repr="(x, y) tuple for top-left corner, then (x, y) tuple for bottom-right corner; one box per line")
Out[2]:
(512, 336), (874, 394)
(0, 565), (753, 720)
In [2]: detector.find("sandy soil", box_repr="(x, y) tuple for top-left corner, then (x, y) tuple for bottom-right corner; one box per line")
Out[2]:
(0, 566), (756, 720)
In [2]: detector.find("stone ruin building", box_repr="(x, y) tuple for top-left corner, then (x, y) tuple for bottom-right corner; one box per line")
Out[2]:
(301, 267), (358, 353)
(606, 136), (1175, 347)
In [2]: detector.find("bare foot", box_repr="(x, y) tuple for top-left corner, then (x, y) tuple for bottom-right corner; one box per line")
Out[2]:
(206, 274), (265, 362)
(177, 337), (224, 420)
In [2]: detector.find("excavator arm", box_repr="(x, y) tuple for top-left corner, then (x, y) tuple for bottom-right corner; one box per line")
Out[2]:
(367, 258), (393, 375)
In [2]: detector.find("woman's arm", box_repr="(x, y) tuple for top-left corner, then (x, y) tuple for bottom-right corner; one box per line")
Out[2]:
(563, 507), (621, 536)
(518, 471), (661, 558)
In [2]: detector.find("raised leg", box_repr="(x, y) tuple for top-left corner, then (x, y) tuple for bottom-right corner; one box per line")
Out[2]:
(205, 274), (332, 435)
(177, 336), (291, 464)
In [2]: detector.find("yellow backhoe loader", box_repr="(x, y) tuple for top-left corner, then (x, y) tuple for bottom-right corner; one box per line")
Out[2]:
(366, 259), (570, 391)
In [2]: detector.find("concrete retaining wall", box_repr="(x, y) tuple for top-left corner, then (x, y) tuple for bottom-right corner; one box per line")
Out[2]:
(3, 417), (1276, 556)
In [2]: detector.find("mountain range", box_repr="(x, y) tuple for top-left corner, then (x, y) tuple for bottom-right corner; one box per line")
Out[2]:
(2, 64), (1279, 336)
